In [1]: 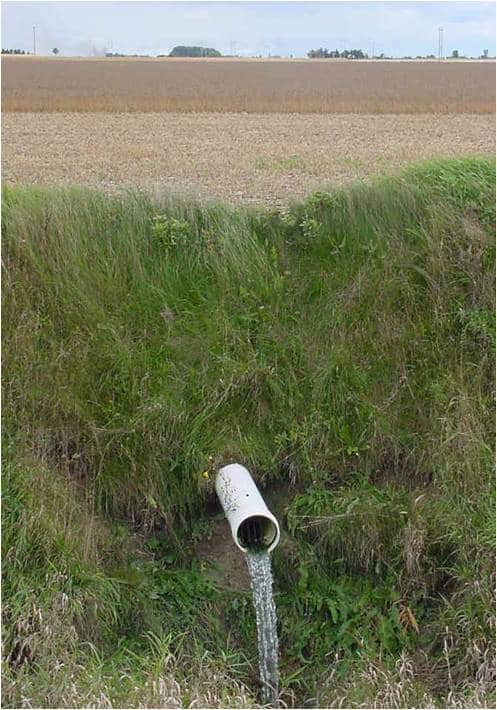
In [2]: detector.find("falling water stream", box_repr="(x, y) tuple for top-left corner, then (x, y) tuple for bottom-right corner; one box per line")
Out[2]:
(245, 549), (279, 706)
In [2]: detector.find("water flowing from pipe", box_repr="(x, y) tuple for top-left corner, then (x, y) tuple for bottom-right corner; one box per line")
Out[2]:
(245, 549), (279, 706)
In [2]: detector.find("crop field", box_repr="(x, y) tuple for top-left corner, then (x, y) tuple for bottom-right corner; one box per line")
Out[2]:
(2, 112), (495, 204)
(2, 56), (495, 113)
(2, 57), (495, 204)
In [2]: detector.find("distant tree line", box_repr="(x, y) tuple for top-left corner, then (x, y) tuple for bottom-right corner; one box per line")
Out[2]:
(307, 48), (367, 59)
(308, 47), (494, 60)
(168, 46), (221, 57)
(2, 48), (30, 55)
(105, 52), (150, 57)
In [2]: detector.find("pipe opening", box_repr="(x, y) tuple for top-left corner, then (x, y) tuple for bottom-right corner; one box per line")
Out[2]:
(237, 515), (277, 551)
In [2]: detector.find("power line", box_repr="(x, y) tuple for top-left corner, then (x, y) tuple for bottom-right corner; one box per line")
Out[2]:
(438, 26), (444, 61)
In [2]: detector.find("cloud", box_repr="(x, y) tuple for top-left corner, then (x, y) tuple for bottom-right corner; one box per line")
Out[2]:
(2, 1), (495, 57)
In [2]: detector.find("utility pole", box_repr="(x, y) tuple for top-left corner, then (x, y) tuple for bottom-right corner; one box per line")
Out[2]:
(32, 25), (36, 55)
(438, 26), (444, 61)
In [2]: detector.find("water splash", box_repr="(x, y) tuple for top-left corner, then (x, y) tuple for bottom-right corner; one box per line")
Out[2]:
(246, 549), (279, 706)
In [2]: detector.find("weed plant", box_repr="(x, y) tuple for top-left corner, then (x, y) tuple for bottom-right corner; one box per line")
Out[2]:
(2, 157), (495, 707)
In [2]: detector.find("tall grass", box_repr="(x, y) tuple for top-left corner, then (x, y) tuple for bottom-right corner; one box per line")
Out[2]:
(2, 158), (495, 707)
(2, 56), (495, 113)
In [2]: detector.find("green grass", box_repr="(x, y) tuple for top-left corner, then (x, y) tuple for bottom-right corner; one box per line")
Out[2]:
(255, 154), (308, 174)
(2, 157), (495, 707)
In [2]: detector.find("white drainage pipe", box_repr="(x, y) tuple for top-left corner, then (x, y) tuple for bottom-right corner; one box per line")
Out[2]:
(215, 463), (280, 553)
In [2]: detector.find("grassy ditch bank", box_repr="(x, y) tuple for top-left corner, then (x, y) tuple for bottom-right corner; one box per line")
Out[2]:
(2, 157), (495, 707)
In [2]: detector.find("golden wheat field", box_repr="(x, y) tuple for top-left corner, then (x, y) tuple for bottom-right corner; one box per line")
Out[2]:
(2, 56), (495, 113)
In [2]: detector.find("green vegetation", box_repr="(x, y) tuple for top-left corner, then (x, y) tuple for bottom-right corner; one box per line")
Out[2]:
(255, 154), (307, 174)
(307, 48), (367, 59)
(168, 45), (221, 57)
(3, 157), (495, 707)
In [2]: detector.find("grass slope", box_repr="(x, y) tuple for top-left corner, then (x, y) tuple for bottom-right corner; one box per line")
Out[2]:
(2, 157), (495, 707)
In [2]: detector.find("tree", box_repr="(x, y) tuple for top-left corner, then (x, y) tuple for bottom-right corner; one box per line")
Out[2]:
(307, 46), (368, 60)
(308, 48), (327, 58)
(451, 49), (459, 58)
(169, 45), (221, 57)
(52, 47), (59, 55)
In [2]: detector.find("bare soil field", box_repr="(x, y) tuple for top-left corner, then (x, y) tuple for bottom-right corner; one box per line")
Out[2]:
(2, 112), (494, 205)
(2, 56), (495, 113)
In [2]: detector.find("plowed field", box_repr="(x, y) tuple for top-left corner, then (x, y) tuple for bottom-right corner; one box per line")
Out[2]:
(2, 112), (494, 205)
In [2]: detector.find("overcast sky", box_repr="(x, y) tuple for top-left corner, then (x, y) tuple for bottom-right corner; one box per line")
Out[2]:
(2, 1), (495, 58)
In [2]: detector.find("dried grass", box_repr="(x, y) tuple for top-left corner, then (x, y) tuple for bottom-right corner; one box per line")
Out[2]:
(2, 56), (495, 113)
(317, 650), (496, 708)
